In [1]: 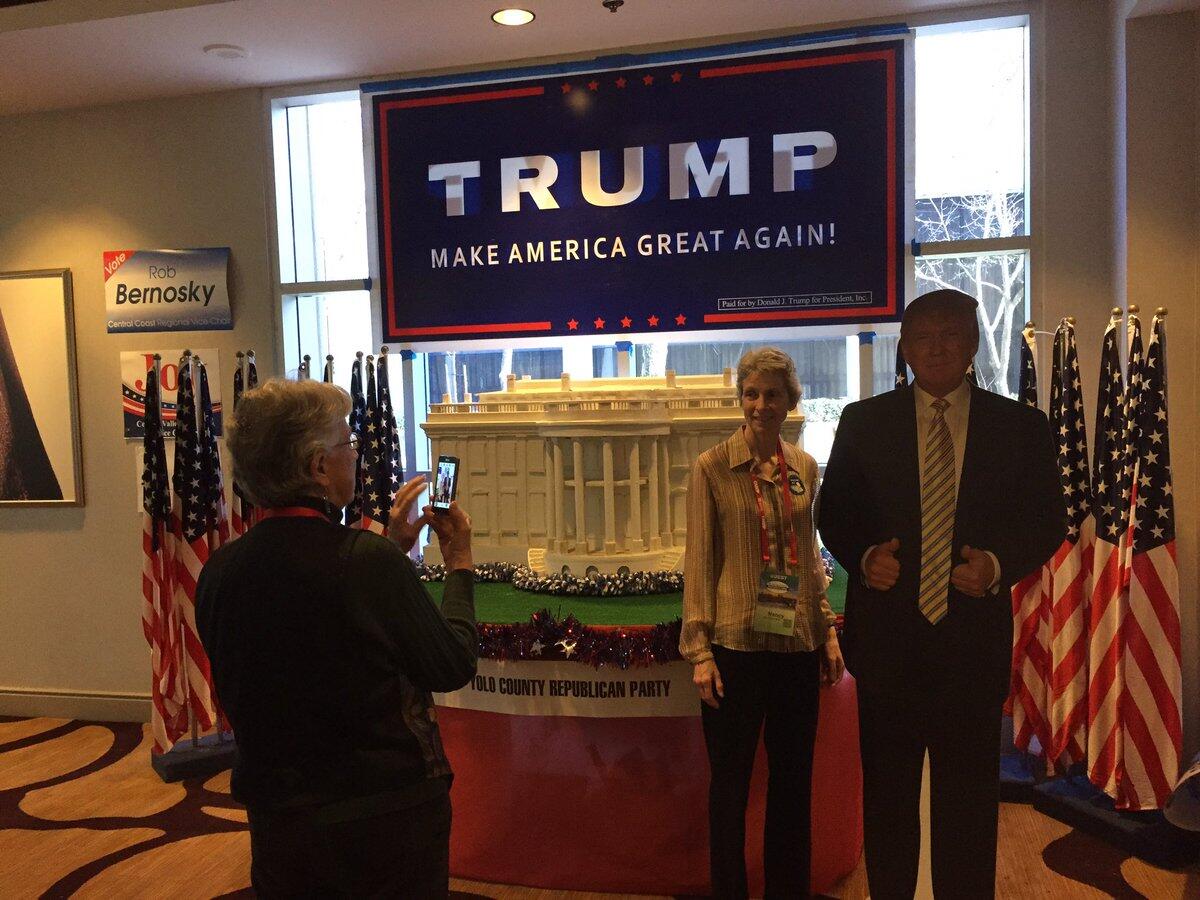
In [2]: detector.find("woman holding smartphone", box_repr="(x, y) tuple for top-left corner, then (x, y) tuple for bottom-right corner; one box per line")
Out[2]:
(197, 379), (476, 898)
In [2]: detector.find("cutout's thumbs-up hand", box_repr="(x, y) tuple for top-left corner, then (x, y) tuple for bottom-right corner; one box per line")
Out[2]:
(950, 544), (995, 597)
(865, 537), (901, 591)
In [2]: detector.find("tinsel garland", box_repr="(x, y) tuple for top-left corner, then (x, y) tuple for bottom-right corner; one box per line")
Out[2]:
(415, 550), (842, 667)
(416, 561), (683, 596)
(416, 549), (835, 595)
(477, 610), (683, 670)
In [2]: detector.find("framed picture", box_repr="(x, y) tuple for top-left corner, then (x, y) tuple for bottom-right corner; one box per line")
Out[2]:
(0, 269), (84, 506)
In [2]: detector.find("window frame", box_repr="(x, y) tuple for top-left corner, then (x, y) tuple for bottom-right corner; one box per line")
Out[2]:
(910, 16), (1033, 397)
(262, 10), (1036, 472)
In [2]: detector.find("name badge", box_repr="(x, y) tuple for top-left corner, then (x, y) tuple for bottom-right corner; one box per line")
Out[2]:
(752, 569), (799, 636)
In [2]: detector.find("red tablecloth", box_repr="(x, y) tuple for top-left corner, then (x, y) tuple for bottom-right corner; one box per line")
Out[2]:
(438, 673), (862, 895)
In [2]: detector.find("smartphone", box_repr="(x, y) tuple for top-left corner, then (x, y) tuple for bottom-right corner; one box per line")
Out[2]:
(431, 455), (459, 513)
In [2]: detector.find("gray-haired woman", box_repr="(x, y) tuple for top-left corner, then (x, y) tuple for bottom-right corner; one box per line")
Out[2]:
(681, 347), (843, 899)
(196, 378), (475, 898)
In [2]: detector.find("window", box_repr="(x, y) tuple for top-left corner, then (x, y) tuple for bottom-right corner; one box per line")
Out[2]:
(913, 23), (1030, 397)
(267, 19), (1033, 480)
(576, 335), (850, 465)
(872, 333), (902, 396)
(425, 348), (564, 402)
(271, 92), (371, 389)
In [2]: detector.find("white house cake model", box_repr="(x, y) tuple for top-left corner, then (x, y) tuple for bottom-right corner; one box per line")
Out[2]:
(421, 369), (803, 574)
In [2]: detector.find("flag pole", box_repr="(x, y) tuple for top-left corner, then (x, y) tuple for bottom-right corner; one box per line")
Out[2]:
(178, 350), (200, 748)
(1126, 305), (1140, 363)
(1154, 307), (1168, 391)
(1059, 318), (1072, 401)
(152, 353), (162, 424)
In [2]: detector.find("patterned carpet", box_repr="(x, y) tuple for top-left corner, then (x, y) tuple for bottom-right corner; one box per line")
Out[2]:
(0, 716), (252, 897)
(3, 715), (1199, 898)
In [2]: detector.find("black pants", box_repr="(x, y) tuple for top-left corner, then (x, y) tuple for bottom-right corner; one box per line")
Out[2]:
(700, 645), (821, 900)
(857, 684), (1003, 900)
(248, 792), (451, 898)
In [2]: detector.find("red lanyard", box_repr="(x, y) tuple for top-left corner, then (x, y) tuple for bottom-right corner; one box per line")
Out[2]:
(260, 506), (328, 521)
(750, 442), (800, 570)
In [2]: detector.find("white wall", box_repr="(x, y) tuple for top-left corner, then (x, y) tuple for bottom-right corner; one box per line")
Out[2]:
(1125, 10), (1200, 762)
(0, 89), (276, 719)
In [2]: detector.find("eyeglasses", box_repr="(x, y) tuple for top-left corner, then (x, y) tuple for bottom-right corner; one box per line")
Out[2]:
(335, 433), (360, 451)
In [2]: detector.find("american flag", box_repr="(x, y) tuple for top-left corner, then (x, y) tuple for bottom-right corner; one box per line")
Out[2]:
(230, 354), (257, 536)
(347, 353), (366, 526)
(1118, 311), (1181, 809)
(141, 362), (185, 753)
(1087, 314), (1131, 801)
(1008, 326), (1052, 758)
(357, 356), (387, 533)
(1045, 320), (1092, 769)
(170, 356), (227, 733)
(894, 341), (908, 388)
(376, 349), (404, 525)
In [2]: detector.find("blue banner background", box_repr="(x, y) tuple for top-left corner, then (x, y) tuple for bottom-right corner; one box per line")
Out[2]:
(373, 38), (905, 344)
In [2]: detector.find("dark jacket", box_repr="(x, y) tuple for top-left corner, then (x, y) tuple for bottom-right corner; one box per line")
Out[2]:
(196, 501), (476, 818)
(817, 384), (1065, 704)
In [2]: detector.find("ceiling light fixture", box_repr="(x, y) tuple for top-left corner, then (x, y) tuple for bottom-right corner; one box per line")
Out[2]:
(492, 8), (535, 26)
(202, 43), (248, 60)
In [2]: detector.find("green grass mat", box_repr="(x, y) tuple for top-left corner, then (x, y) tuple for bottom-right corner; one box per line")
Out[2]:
(423, 561), (847, 626)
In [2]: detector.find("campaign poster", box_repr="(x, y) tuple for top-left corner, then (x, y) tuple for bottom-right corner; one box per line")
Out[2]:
(121, 349), (222, 440)
(104, 248), (232, 333)
(371, 38), (905, 344)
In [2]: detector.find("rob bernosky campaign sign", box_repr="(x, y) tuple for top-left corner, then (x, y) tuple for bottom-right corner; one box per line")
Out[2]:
(104, 248), (232, 333)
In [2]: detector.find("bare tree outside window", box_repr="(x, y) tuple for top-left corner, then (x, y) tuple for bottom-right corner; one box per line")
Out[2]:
(914, 25), (1029, 398)
(915, 191), (1027, 397)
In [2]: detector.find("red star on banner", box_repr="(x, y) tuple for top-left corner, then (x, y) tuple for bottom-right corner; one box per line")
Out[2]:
(620, 316), (632, 328)
(642, 74), (655, 86)
(648, 315), (660, 327)
(567, 318), (579, 331)
(675, 313), (687, 326)
(594, 317), (606, 330)
(561, 82), (572, 94)
(588, 80), (600, 91)
(671, 71), (683, 83)
(615, 76), (627, 88)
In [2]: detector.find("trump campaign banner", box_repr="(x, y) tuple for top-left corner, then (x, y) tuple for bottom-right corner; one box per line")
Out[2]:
(104, 248), (232, 333)
(369, 33), (906, 345)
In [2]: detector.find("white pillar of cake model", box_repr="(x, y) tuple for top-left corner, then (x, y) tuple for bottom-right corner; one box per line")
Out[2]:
(420, 369), (803, 573)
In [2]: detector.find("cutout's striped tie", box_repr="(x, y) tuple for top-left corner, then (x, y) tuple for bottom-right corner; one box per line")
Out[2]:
(918, 398), (955, 624)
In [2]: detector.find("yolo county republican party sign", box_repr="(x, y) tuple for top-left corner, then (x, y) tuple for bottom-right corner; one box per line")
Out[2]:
(104, 248), (232, 333)
(370, 37), (905, 344)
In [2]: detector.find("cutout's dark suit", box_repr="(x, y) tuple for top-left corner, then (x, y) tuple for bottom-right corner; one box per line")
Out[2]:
(818, 383), (1064, 899)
